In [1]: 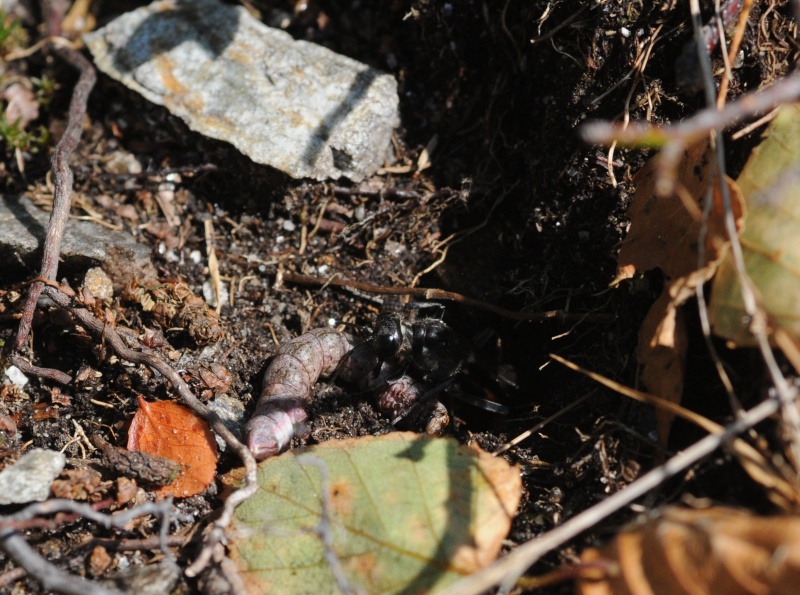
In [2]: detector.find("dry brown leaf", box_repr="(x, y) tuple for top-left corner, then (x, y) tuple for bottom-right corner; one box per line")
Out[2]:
(616, 140), (744, 445)
(2, 83), (39, 129)
(637, 290), (689, 446)
(577, 506), (800, 595)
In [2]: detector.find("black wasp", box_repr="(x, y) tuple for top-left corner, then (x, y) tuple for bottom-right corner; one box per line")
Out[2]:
(339, 307), (507, 427)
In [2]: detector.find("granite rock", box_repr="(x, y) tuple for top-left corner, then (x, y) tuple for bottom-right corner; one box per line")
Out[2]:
(0, 448), (66, 505)
(0, 194), (156, 289)
(84, 0), (400, 181)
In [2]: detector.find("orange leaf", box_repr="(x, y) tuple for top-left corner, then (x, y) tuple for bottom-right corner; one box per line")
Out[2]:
(127, 396), (218, 498)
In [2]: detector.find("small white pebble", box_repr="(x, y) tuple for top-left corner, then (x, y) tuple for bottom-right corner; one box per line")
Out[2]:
(105, 151), (142, 174)
(620, 26), (631, 38)
(282, 219), (296, 232)
(189, 250), (203, 264)
(385, 240), (405, 256)
(327, 318), (337, 327)
(82, 267), (114, 301)
(317, 264), (329, 275)
(4, 366), (28, 387)
(202, 280), (229, 308)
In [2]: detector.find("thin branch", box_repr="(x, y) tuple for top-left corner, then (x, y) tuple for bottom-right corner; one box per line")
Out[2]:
(0, 499), (177, 595)
(297, 455), (362, 595)
(2, 498), (176, 532)
(716, 0), (753, 107)
(8, 354), (73, 385)
(0, 532), (124, 595)
(438, 396), (782, 595)
(688, 0), (800, 467)
(281, 273), (613, 323)
(90, 535), (189, 552)
(582, 72), (800, 146)
(14, 42), (96, 351)
(98, 163), (219, 180)
(492, 392), (593, 456)
(332, 185), (424, 200)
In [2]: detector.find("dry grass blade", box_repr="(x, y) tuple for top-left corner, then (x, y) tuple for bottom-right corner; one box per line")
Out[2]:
(550, 353), (800, 509)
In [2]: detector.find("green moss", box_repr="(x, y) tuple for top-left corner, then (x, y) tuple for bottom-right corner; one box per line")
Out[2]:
(0, 9), (27, 55)
(0, 112), (49, 153)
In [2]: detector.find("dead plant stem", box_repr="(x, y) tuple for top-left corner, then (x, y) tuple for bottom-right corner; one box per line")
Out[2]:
(14, 44), (96, 351)
(281, 273), (613, 323)
(0, 532), (123, 595)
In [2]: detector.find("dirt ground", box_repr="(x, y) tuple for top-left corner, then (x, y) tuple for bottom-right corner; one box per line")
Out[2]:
(1, 0), (799, 593)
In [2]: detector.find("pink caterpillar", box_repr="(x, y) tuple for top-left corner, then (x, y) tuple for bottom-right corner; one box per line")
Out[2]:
(244, 327), (440, 460)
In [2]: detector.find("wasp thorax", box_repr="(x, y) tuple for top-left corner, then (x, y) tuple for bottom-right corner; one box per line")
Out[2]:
(373, 313), (404, 359)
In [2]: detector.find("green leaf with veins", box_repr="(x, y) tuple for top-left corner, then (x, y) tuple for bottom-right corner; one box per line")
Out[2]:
(710, 103), (800, 345)
(227, 432), (520, 595)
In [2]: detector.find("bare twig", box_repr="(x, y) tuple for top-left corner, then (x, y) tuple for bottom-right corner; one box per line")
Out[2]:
(91, 535), (189, 552)
(716, 0), (753, 107)
(281, 273), (613, 323)
(14, 37), (96, 351)
(2, 498), (176, 533)
(0, 532), (123, 595)
(333, 185), (426, 200)
(297, 455), (362, 595)
(551, 354), (800, 505)
(581, 73), (800, 194)
(98, 163), (219, 180)
(529, 4), (588, 45)
(0, 499), (177, 595)
(8, 354), (73, 385)
(479, 11), (800, 589)
(688, 0), (800, 467)
(583, 0), (800, 471)
(492, 392), (593, 456)
(582, 73), (800, 147)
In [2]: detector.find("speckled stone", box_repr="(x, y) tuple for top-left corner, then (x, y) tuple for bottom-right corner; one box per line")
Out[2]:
(84, 0), (400, 181)
(0, 449), (66, 505)
(0, 195), (156, 289)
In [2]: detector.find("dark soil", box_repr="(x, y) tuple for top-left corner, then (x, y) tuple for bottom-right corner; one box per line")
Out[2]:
(1, 0), (798, 593)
